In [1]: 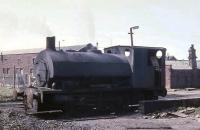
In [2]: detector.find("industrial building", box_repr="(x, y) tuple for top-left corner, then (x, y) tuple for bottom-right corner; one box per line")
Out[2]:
(165, 45), (200, 89)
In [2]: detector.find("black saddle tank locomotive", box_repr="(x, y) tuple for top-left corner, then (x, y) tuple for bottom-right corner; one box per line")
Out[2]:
(24, 36), (166, 113)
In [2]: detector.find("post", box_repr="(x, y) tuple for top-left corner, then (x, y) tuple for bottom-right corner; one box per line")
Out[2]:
(13, 66), (16, 89)
(96, 42), (99, 49)
(128, 26), (139, 72)
(59, 41), (60, 50)
(128, 26), (139, 48)
(129, 28), (134, 48)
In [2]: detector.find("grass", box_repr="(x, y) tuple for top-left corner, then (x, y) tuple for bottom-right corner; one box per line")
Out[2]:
(0, 86), (13, 102)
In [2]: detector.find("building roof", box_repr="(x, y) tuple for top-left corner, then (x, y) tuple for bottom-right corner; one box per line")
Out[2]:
(1, 44), (88, 55)
(165, 44), (200, 70)
(166, 56), (177, 60)
(166, 60), (200, 69)
(104, 45), (166, 50)
(2, 44), (165, 55)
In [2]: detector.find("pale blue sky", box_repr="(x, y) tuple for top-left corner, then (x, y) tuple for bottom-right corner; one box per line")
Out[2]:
(0, 0), (200, 59)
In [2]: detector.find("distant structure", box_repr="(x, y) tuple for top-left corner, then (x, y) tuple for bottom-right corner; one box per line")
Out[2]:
(188, 44), (197, 69)
(165, 55), (177, 61)
(165, 44), (200, 89)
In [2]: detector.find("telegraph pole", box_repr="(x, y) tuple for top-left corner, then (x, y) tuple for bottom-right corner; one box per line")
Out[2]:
(128, 26), (139, 72)
(128, 26), (139, 48)
(58, 40), (65, 50)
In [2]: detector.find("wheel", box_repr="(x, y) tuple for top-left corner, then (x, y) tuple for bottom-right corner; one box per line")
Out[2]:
(25, 98), (40, 114)
(112, 103), (124, 114)
(144, 91), (158, 100)
(12, 89), (18, 101)
(62, 103), (73, 115)
(31, 99), (39, 113)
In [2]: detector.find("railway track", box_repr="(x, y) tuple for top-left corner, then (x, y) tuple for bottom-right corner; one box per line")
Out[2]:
(26, 104), (141, 121)
(4, 96), (200, 122)
(61, 114), (118, 122)
(25, 108), (121, 122)
(58, 104), (139, 122)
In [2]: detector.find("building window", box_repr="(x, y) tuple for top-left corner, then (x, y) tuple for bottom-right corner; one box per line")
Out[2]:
(20, 68), (23, 74)
(3, 68), (6, 74)
(17, 59), (21, 64)
(15, 68), (23, 74)
(3, 68), (10, 74)
(0, 53), (3, 62)
(32, 58), (36, 64)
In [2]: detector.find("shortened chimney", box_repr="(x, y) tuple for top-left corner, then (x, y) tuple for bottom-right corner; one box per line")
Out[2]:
(46, 36), (56, 51)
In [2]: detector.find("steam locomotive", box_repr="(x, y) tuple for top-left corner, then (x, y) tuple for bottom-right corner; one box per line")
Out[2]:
(24, 36), (166, 113)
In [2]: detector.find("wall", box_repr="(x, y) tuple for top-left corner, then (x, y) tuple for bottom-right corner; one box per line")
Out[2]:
(165, 65), (172, 89)
(166, 67), (200, 89)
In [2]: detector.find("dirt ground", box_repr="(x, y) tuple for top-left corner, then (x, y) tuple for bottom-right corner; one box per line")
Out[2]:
(1, 88), (200, 130)
(0, 86), (13, 102)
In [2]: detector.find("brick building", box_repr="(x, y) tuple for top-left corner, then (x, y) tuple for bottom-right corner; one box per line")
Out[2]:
(165, 45), (200, 89)
(0, 45), (87, 86)
(0, 52), (36, 86)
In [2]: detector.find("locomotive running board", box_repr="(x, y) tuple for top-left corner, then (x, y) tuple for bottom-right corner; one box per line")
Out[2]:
(27, 110), (63, 115)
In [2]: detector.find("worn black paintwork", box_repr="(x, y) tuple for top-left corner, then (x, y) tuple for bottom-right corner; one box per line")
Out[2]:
(24, 36), (167, 113)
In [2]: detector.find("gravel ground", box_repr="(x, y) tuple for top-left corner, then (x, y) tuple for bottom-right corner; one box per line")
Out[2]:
(0, 101), (200, 130)
(0, 89), (200, 130)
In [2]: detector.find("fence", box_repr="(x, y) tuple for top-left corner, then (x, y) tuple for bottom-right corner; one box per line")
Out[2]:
(0, 74), (29, 87)
(0, 74), (13, 87)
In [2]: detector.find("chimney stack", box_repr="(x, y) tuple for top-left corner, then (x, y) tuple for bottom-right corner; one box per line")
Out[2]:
(188, 44), (197, 69)
(46, 36), (56, 51)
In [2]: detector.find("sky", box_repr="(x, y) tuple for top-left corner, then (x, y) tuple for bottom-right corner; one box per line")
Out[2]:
(0, 0), (200, 59)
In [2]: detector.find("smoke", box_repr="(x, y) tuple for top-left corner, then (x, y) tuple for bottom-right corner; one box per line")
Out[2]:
(0, 0), (96, 50)
(0, 10), (53, 50)
(19, 16), (54, 37)
(0, 11), (18, 37)
(0, 11), (53, 37)
(73, 0), (95, 43)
